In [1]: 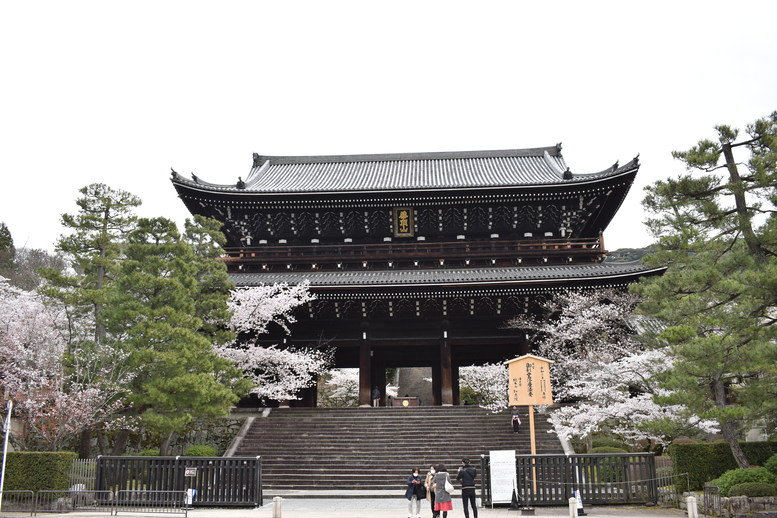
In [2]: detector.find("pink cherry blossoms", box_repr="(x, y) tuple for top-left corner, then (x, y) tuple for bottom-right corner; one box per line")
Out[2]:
(0, 277), (130, 450)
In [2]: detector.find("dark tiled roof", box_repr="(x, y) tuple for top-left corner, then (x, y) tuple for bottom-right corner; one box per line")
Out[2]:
(171, 146), (639, 194)
(230, 262), (663, 289)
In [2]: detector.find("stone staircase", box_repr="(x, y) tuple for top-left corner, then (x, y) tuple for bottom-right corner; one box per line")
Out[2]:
(230, 406), (562, 493)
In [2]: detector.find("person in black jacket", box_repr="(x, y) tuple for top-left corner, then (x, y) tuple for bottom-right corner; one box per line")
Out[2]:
(405, 467), (425, 518)
(456, 458), (478, 518)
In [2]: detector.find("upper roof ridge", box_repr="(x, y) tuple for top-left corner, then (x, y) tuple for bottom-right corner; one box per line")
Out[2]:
(251, 145), (561, 168)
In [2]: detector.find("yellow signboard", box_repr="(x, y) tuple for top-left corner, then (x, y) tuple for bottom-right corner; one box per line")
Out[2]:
(505, 354), (554, 406)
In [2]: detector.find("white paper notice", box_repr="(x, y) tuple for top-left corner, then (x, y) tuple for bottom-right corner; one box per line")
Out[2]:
(489, 449), (516, 504)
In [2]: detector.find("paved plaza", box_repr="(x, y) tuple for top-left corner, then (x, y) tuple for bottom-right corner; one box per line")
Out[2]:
(5, 498), (695, 518)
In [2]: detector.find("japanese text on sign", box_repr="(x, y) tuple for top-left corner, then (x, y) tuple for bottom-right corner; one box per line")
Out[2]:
(505, 354), (554, 406)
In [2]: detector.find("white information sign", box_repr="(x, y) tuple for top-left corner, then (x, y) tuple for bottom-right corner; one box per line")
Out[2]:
(489, 449), (516, 504)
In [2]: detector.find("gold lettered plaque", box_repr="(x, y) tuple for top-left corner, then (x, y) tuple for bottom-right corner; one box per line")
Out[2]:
(505, 354), (554, 406)
(393, 207), (414, 237)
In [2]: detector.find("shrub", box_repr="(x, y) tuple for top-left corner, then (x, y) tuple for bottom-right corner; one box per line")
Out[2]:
(728, 482), (777, 497)
(137, 448), (160, 456)
(672, 438), (699, 444)
(590, 446), (628, 454)
(765, 454), (777, 477)
(4, 452), (78, 491)
(592, 438), (627, 450)
(711, 467), (776, 497)
(670, 441), (777, 491)
(184, 445), (217, 457)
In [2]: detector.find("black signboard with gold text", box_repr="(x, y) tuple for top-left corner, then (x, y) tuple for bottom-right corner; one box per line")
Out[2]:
(393, 207), (414, 237)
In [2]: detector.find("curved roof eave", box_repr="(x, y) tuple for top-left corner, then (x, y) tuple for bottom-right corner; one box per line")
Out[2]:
(229, 263), (666, 290)
(170, 158), (639, 198)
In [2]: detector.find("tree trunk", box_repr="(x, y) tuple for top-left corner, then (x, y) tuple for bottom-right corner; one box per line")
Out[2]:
(78, 428), (92, 459)
(96, 430), (108, 456)
(721, 142), (767, 265)
(111, 429), (130, 456)
(159, 431), (178, 456)
(713, 379), (750, 468)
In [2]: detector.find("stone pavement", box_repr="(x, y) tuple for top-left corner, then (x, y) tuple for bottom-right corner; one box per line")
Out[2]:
(3, 499), (696, 518)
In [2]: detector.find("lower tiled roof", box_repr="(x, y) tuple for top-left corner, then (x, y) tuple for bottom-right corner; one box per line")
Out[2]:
(230, 262), (663, 289)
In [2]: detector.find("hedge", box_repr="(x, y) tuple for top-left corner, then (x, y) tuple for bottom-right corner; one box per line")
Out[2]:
(591, 438), (628, 450)
(3, 451), (78, 492)
(669, 442), (777, 491)
(728, 482), (777, 497)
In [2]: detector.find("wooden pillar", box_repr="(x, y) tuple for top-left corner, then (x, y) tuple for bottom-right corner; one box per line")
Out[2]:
(431, 361), (442, 406)
(440, 340), (453, 406)
(358, 340), (372, 407)
(452, 364), (460, 406)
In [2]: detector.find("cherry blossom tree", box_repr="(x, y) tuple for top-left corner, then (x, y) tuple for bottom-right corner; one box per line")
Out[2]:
(0, 277), (129, 450)
(502, 289), (714, 447)
(213, 281), (335, 402)
(459, 363), (509, 412)
(545, 348), (718, 446)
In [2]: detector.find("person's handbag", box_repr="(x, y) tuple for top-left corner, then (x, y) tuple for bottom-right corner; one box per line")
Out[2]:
(444, 475), (454, 493)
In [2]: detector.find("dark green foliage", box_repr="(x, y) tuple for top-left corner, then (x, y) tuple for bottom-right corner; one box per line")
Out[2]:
(138, 448), (161, 456)
(104, 217), (250, 440)
(604, 246), (654, 263)
(591, 438), (628, 450)
(184, 445), (217, 457)
(634, 112), (777, 468)
(0, 221), (14, 271)
(766, 454), (777, 476)
(590, 446), (629, 454)
(711, 467), (776, 496)
(728, 482), (777, 497)
(670, 442), (777, 491)
(4, 451), (77, 491)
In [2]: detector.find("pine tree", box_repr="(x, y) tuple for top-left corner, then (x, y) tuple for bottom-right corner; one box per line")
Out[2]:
(40, 184), (141, 456)
(0, 222), (15, 273)
(634, 112), (777, 467)
(104, 217), (250, 454)
(42, 183), (141, 346)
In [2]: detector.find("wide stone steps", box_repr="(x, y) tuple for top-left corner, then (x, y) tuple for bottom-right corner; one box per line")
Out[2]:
(230, 406), (561, 492)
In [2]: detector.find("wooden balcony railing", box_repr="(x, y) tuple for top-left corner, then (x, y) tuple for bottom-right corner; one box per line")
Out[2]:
(221, 237), (605, 265)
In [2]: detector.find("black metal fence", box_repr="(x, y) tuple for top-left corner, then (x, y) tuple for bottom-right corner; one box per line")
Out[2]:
(481, 453), (658, 506)
(0, 490), (35, 515)
(36, 489), (114, 515)
(95, 456), (262, 507)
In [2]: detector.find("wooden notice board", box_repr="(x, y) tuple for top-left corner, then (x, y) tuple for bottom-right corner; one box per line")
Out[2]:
(505, 354), (554, 406)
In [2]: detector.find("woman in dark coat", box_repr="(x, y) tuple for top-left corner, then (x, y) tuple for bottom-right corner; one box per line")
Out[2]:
(433, 463), (454, 517)
(405, 467), (424, 518)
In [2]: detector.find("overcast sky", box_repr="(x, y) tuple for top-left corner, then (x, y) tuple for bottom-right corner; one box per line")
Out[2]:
(1, 1), (775, 252)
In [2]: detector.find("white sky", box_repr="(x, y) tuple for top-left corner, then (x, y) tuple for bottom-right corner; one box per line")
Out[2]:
(1, 1), (775, 252)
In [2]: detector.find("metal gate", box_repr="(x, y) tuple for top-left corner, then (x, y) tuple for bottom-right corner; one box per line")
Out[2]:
(481, 453), (657, 506)
(95, 456), (262, 507)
